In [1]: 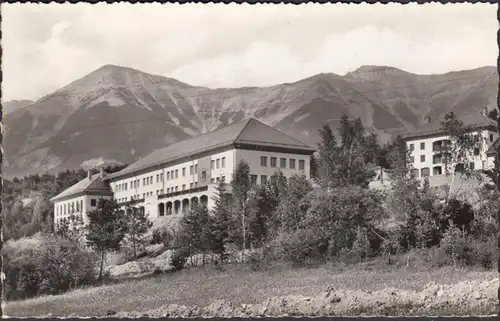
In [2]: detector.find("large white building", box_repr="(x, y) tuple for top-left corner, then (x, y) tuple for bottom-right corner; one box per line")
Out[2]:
(51, 118), (315, 225)
(401, 111), (498, 180)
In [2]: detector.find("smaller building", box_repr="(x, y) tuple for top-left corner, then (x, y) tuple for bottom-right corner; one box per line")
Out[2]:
(50, 168), (113, 229)
(401, 111), (498, 182)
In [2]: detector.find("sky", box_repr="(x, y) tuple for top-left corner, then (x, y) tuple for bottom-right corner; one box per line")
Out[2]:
(2, 3), (497, 101)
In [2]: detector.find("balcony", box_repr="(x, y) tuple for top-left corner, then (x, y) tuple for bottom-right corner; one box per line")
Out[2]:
(432, 140), (452, 153)
(158, 185), (209, 200)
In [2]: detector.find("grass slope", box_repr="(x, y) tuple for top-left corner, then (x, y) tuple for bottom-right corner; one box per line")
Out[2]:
(5, 262), (496, 317)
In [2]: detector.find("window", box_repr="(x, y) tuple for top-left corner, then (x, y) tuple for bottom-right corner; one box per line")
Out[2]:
(261, 156), (267, 167)
(90, 199), (97, 207)
(216, 158), (220, 169)
(211, 178), (215, 184)
(420, 142), (425, 150)
(160, 173), (164, 182)
(201, 170), (207, 181)
(298, 159), (305, 170)
(76, 202), (80, 211)
(190, 183), (194, 189)
(409, 144), (414, 151)
(64, 204), (67, 215)
(195, 164), (198, 173)
(143, 193), (146, 199)
(80, 201), (83, 212)
(260, 175), (267, 184)
(175, 186), (178, 192)
(289, 159), (296, 169)
(250, 175), (257, 186)
(421, 168), (430, 177)
(150, 176), (153, 183)
(280, 158), (287, 168)
(469, 162), (475, 170)
(167, 172), (170, 180)
(420, 155), (425, 162)
(221, 157), (226, 168)
(157, 174), (160, 182)
(175, 170), (179, 179)
(473, 148), (480, 156)
(411, 169), (419, 178)
(143, 178), (146, 185)
(194, 182), (198, 187)
(167, 188), (170, 193)
(221, 176), (225, 182)
(190, 165), (194, 175)
(211, 160), (215, 169)
(270, 157), (277, 167)
(490, 134), (494, 142)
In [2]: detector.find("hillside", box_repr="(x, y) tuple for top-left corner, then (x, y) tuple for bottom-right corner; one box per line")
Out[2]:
(2, 99), (33, 115)
(3, 64), (497, 178)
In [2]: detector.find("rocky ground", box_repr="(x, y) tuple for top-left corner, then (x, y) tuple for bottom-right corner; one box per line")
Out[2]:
(113, 278), (499, 317)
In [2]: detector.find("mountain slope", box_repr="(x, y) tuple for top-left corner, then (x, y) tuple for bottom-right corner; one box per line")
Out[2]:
(2, 100), (33, 115)
(3, 64), (497, 178)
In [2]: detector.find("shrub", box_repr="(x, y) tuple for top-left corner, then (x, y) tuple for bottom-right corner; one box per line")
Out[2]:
(170, 248), (190, 271)
(278, 228), (328, 266)
(3, 234), (98, 300)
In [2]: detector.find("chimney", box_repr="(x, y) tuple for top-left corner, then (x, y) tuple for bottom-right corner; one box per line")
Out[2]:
(87, 170), (92, 180)
(425, 116), (431, 124)
(100, 167), (105, 178)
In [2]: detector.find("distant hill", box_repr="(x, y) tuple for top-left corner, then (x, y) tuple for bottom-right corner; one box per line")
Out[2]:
(3, 64), (497, 178)
(3, 100), (33, 115)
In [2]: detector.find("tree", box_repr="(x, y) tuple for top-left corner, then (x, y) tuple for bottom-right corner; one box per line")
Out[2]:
(124, 205), (153, 260)
(231, 160), (252, 256)
(440, 112), (484, 204)
(487, 108), (498, 121)
(176, 205), (211, 265)
(317, 114), (380, 189)
(86, 199), (127, 282)
(209, 177), (232, 265)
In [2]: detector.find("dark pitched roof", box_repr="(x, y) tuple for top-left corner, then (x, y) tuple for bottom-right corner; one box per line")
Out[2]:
(402, 113), (498, 141)
(487, 137), (499, 157)
(50, 174), (112, 202)
(106, 118), (315, 180)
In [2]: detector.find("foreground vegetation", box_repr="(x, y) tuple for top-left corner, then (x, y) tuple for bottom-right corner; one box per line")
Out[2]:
(5, 261), (497, 317)
(3, 112), (500, 316)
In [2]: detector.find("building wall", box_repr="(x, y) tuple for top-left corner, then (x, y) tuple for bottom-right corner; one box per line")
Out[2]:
(53, 194), (112, 228)
(234, 148), (311, 184)
(107, 147), (312, 218)
(406, 129), (498, 178)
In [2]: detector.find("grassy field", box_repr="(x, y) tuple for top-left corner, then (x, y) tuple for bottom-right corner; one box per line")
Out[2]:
(5, 261), (496, 317)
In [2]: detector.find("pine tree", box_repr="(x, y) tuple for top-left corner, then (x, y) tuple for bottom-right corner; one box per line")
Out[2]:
(231, 160), (251, 255)
(86, 199), (127, 282)
(210, 177), (232, 265)
(124, 205), (153, 260)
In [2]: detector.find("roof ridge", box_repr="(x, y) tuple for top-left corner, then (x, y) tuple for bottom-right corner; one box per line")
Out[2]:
(232, 118), (255, 143)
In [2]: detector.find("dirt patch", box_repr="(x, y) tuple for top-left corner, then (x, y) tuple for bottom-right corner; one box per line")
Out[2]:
(114, 277), (499, 317)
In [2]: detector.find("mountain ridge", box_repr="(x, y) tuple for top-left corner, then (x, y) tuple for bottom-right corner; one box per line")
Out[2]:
(3, 64), (497, 179)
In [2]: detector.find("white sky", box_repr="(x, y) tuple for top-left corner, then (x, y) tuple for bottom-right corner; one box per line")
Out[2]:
(2, 3), (497, 101)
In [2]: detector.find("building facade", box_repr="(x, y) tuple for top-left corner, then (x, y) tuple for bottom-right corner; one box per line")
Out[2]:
(50, 168), (114, 228)
(51, 118), (315, 224)
(401, 112), (498, 180)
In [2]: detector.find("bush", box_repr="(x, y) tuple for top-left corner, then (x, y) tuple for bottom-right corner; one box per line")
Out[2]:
(170, 248), (190, 271)
(3, 234), (98, 300)
(431, 227), (497, 269)
(278, 228), (328, 266)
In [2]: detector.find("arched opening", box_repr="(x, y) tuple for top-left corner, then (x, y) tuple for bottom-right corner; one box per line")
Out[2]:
(166, 202), (173, 215)
(433, 166), (442, 176)
(158, 203), (165, 216)
(420, 167), (430, 177)
(411, 169), (419, 178)
(182, 198), (190, 213)
(200, 195), (208, 208)
(191, 197), (199, 210)
(174, 200), (181, 214)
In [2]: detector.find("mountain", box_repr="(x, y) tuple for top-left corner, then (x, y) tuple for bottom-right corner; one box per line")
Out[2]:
(3, 64), (497, 178)
(2, 100), (33, 115)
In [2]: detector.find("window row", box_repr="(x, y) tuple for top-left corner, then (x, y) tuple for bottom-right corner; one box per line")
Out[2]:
(56, 200), (84, 217)
(260, 156), (305, 170)
(211, 157), (226, 170)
